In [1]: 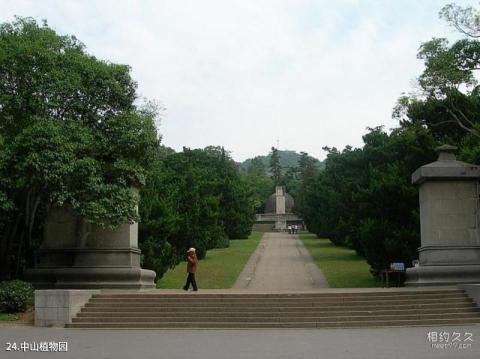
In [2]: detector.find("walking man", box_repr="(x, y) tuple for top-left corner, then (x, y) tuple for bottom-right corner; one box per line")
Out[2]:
(183, 247), (198, 291)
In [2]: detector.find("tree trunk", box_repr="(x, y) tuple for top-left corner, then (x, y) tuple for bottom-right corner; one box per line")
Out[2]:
(0, 214), (21, 279)
(14, 228), (26, 277)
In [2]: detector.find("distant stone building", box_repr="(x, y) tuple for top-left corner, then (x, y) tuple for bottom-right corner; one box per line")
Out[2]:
(253, 186), (302, 232)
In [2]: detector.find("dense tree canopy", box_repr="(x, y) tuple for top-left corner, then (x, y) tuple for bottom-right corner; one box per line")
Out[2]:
(297, 125), (437, 272)
(0, 17), (257, 282)
(395, 3), (480, 143)
(5, 2), (480, 284)
(296, 2), (480, 275)
(139, 146), (255, 280)
(0, 17), (159, 278)
(269, 147), (282, 185)
(240, 150), (322, 214)
(242, 157), (274, 214)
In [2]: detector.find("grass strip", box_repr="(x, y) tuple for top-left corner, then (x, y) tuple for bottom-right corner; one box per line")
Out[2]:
(0, 313), (18, 321)
(299, 232), (380, 288)
(157, 231), (263, 289)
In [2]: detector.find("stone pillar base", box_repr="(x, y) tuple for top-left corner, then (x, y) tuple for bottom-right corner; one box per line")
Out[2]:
(405, 265), (480, 286)
(26, 267), (156, 289)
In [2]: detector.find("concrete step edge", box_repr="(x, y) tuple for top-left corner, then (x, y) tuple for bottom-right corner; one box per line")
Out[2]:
(84, 299), (473, 307)
(89, 295), (468, 302)
(77, 307), (480, 317)
(93, 290), (465, 298)
(72, 313), (480, 323)
(65, 318), (480, 329)
(81, 303), (477, 311)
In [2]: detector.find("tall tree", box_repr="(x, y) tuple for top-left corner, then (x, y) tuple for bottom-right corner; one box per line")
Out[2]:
(243, 157), (273, 214)
(269, 147), (282, 185)
(395, 3), (480, 142)
(0, 17), (159, 278)
(440, 3), (480, 38)
(297, 126), (437, 272)
(246, 157), (267, 176)
(295, 2), (480, 277)
(139, 146), (255, 281)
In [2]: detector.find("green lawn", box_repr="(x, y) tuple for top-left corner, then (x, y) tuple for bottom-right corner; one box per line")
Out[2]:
(157, 231), (263, 289)
(0, 313), (18, 321)
(299, 232), (380, 288)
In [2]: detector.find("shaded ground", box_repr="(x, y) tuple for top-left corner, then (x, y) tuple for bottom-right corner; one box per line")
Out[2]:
(234, 232), (328, 290)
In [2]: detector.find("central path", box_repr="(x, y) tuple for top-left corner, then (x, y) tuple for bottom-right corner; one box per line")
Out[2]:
(233, 232), (328, 290)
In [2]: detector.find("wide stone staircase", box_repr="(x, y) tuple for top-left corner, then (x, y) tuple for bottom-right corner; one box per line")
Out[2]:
(66, 288), (480, 329)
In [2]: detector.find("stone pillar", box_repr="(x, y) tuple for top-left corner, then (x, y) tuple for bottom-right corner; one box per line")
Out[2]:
(275, 186), (286, 215)
(25, 191), (155, 289)
(274, 186), (287, 230)
(405, 145), (480, 286)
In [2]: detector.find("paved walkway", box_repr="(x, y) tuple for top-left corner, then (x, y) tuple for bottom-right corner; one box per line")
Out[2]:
(233, 232), (328, 290)
(2, 325), (479, 359)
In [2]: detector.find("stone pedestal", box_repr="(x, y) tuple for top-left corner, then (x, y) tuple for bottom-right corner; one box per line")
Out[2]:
(275, 217), (287, 231)
(26, 204), (155, 289)
(405, 145), (480, 286)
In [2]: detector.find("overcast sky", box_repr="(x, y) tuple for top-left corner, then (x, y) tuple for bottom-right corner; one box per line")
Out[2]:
(1, 0), (477, 161)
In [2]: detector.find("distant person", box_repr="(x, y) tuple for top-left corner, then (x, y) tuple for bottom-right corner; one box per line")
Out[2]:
(293, 224), (298, 234)
(288, 225), (292, 234)
(183, 248), (198, 291)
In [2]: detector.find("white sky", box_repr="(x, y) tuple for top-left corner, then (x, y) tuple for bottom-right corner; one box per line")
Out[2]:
(1, 0), (477, 161)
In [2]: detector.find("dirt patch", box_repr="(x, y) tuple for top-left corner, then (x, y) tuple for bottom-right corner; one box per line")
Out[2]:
(16, 306), (34, 324)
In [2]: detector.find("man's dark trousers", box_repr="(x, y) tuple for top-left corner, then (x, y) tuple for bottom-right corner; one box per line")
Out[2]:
(184, 272), (198, 291)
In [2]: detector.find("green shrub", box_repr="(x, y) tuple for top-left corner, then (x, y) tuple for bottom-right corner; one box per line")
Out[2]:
(140, 237), (174, 281)
(212, 234), (230, 249)
(0, 280), (34, 313)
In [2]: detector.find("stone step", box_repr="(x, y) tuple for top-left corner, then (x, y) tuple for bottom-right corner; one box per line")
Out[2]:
(85, 297), (473, 308)
(70, 289), (479, 329)
(77, 307), (480, 317)
(66, 317), (480, 329)
(72, 312), (480, 323)
(93, 290), (464, 299)
(82, 301), (476, 312)
(89, 293), (467, 302)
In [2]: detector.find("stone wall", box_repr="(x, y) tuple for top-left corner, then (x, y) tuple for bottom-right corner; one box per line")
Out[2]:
(35, 289), (100, 327)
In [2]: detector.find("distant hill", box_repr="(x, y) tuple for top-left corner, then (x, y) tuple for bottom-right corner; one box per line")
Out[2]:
(240, 150), (324, 173)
